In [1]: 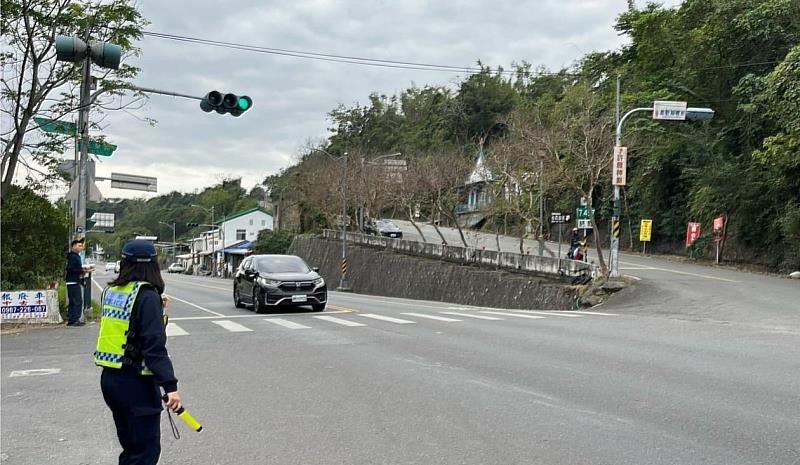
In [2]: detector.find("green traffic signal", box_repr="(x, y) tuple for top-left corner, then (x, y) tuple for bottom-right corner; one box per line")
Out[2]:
(200, 90), (252, 117)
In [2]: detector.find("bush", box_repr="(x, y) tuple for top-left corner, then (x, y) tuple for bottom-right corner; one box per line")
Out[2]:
(252, 230), (296, 254)
(1, 186), (70, 290)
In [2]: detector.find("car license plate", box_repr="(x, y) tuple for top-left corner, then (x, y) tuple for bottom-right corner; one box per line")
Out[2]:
(291, 295), (307, 303)
(390, 233), (397, 237)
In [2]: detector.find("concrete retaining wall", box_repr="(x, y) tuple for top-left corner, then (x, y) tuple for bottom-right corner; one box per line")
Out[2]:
(290, 235), (579, 310)
(322, 229), (596, 278)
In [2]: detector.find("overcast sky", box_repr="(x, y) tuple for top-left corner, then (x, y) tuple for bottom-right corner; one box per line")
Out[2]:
(47, 0), (681, 200)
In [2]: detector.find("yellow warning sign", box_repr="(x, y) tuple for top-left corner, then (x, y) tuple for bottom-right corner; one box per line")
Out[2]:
(640, 219), (653, 242)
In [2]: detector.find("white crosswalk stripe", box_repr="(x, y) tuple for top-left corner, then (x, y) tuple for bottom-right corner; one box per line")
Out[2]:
(212, 320), (254, 332)
(313, 315), (366, 327)
(359, 314), (416, 324)
(263, 318), (311, 329)
(480, 311), (546, 319)
(568, 310), (619, 316)
(166, 323), (188, 336)
(401, 312), (461, 322)
(439, 311), (504, 320)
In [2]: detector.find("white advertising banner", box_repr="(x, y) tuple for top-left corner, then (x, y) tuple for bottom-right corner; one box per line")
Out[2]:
(0, 289), (62, 323)
(612, 146), (628, 186)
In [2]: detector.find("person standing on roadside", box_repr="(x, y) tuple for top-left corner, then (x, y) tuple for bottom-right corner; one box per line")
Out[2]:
(65, 237), (85, 327)
(95, 239), (180, 465)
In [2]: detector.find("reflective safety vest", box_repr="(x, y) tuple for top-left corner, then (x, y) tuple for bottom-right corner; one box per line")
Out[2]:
(94, 281), (154, 375)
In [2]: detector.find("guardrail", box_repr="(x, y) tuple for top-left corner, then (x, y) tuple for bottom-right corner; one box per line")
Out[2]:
(322, 230), (597, 280)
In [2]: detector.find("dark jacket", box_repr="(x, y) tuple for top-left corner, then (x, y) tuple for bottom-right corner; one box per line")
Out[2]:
(65, 251), (83, 283)
(126, 286), (178, 393)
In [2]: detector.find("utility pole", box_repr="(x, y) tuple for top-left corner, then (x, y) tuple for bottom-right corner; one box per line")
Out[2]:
(538, 158), (544, 256)
(340, 153), (349, 291)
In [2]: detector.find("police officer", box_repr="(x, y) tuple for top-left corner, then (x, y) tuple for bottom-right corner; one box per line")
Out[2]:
(95, 239), (181, 465)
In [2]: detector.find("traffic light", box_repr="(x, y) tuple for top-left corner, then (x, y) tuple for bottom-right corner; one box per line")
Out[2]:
(55, 35), (121, 69)
(200, 91), (252, 117)
(186, 222), (199, 227)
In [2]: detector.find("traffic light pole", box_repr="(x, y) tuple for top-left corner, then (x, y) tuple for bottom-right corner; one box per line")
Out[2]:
(122, 84), (202, 101)
(76, 38), (92, 236)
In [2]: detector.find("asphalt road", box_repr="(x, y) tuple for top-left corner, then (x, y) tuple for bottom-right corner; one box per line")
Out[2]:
(2, 264), (799, 465)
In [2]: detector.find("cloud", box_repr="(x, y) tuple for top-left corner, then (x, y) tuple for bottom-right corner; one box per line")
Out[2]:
(48, 0), (681, 200)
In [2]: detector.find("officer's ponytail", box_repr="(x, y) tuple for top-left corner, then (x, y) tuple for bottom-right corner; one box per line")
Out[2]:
(109, 260), (166, 294)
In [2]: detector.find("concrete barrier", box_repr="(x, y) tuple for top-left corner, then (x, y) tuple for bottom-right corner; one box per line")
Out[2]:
(290, 235), (580, 310)
(322, 229), (596, 279)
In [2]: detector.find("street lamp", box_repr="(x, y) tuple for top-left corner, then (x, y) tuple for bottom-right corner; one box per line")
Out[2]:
(159, 221), (177, 263)
(191, 204), (216, 277)
(609, 100), (714, 278)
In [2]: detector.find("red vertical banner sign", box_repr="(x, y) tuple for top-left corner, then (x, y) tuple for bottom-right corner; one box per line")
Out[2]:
(686, 222), (701, 247)
(612, 146), (627, 186)
(713, 216), (725, 241)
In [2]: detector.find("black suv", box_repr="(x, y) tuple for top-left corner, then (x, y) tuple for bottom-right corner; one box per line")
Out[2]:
(233, 254), (327, 312)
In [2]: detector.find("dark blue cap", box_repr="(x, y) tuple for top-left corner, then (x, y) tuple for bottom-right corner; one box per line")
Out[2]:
(121, 239), (157, 263)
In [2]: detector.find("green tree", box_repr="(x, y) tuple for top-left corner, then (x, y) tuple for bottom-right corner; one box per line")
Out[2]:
(1, 185), (69, 289)
(1, 0), (148, 201)
(252, 229), (295, 255)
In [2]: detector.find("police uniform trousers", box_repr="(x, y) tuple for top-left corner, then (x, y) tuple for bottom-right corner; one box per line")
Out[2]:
(101, 367), (163, 465)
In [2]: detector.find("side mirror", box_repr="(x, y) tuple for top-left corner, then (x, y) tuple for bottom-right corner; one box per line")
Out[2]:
(312, 267), (320, 272)
(245, 269), (258, 278)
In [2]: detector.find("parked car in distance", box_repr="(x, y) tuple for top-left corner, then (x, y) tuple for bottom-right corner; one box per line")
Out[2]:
(167, 263), (185, 273)
(105, 262), (116, 272)
(233, 254), (327, 313)
(363, 218), (403, 239)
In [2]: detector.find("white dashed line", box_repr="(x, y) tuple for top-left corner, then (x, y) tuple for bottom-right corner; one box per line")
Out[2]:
(480, 311), (545, 319)
(313, 315), (366, 327)
(263, 318), (311, 330)
(212, 320), (253, 332)
(359, 314), (416, 324)
(401, 313), (461, 322)
(166, 323), (189, 336)
(439, 312), (504, 320)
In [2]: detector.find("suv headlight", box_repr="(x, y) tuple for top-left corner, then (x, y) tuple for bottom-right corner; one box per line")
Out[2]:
(313, 277), (325, 287)
(257, 277), (281, 287)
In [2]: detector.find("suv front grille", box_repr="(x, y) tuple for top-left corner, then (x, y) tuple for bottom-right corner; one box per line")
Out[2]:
(278, 281), (315, 292)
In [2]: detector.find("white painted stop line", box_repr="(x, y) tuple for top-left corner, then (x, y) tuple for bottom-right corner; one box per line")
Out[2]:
(166, 323), (188, 336)
(313, 315), (366, 327)
(515, 310), (582, 318)
(212, 320), (253, 332)
(359, 314), (415, 324)
(263, 318), (311, 329)
(401, 312), (461, 322)
(10, 368), (61, 377)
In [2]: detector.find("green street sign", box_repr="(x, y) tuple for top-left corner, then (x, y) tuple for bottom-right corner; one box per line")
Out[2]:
(87, 140), (117, 157)
(34, 117), (76, 136)
(576, 207), (596, 220)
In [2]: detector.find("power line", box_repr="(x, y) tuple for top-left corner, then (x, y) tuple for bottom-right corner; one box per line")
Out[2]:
(141, 31), (575, 77)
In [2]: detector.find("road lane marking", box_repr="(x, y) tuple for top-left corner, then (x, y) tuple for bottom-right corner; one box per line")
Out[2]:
(169, 310), (349, 321)
(440, 311), (504, 320)
(326, 304), (356, 312)
(263, 318), (311, 329)
(313, 315), (366, 327)
(480, 311), (545, 319)
(401, 312), (461, 322)
(618, 262), (739, 282)
(359, 314), (416, 324)
(513, 310), (582, 318)
(567, 310), (619, 316)
(167, 295), (225, 317)
(212, 320), (253, 332)
(9, 368), (61, 377)
(166, 323), (188, 336)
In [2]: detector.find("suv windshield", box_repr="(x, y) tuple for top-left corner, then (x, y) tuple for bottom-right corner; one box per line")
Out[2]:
(377, 220), (397, 228)
(255, 256), (309, 274)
